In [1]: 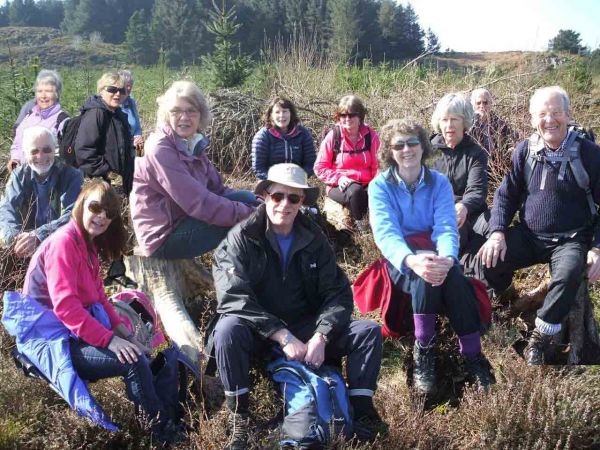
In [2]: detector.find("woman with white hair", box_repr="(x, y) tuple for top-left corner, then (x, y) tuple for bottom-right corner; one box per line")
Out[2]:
(73, 71), (135, 194)
(8, 69), (68, 171)
(430, 92), (489, 254)
(118, 69), (144, 150)
(0, 126), (83, 257)
(130, 80), (257, 259)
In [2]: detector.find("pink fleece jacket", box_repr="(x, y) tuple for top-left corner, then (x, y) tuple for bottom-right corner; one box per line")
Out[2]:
(130, 126), (254, 256)
(314, 123), (380, 191)
(23, 220), (123, 347)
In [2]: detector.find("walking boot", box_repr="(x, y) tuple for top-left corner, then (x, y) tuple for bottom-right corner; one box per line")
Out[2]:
(413, 340), (436, 395)
(464, 353), (496, 392)
(524, 329), (552, 365)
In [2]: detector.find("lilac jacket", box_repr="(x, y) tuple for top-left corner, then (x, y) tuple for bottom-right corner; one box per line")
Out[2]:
(130, 126), (255, 256)
(11, 103), (67, 163)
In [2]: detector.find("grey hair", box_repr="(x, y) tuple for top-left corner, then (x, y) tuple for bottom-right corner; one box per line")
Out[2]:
(22, 126), (57, 154)
(156, 80), (212, 132)
(529, 86), (570, 114)
(34, 69), (62, 101)
(118, 69), (134, 86)
(470, 88), (492, 105)
(431, 92), (474, 133)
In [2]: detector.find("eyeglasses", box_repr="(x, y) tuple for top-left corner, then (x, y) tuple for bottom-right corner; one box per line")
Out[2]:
(267, 191), (304, 205)
(339, 112), (360, 119)
(87, 201), (117, 219)
(391, 137), (421, 150)
(29, 146), (54, 156)
(169, 108), (200, 118)
(105, 86), (127, 95)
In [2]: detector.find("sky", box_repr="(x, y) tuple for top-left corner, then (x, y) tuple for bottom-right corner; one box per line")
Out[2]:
(400, 0), (600, 52)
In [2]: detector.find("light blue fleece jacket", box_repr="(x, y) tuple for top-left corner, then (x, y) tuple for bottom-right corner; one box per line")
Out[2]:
(368, 165), (459, 274)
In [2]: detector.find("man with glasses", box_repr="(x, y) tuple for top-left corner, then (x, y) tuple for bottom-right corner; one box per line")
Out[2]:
(470, 88), (517, 155)
(476, 86), (600, 364)
(208, 163), (386, 449)
(0, 126), (83, 257)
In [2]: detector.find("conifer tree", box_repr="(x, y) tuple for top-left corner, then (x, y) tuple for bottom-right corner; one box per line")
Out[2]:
(327, 0), (360, 63)
(125, 9), (156, 65)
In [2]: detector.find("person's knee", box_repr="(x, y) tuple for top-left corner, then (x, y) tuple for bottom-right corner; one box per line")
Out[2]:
(213, 316), (253, 350)
(353, 320), (382, 347)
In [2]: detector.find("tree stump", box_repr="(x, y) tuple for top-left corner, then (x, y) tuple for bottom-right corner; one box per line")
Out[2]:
(560, 281), (600, 364)
(322, 196), (349, 231)
(124, 254), (213, 371)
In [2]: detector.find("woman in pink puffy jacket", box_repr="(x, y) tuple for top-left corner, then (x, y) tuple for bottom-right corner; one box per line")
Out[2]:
(314, 95), (380, 231)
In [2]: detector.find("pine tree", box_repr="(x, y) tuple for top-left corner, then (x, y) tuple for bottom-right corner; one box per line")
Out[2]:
(425, 28), (440, 53)
(125, 9), (156, 65)
(8, 0), (38, 26)
(34, 0), (64, 28)
(327, 0), (361, 63)
(0, 4), (9, 26)
(201, 0), (253, 88)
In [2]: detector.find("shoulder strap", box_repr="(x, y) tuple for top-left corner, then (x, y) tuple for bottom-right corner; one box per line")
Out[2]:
(56, 111), (69, 130)
(364, 130), (371, 152)
(524, 133), (545, 192)
(331, 125), (342, 164)
(566, 135), (597, 217)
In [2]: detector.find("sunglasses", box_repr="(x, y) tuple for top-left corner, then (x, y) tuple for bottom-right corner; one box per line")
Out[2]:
(339, 112), (360, 118)
(87, 200), (117, 219)
(267, 191), (304, 205)
(391, 137), (421, 150)
(105, 86), (127, 95)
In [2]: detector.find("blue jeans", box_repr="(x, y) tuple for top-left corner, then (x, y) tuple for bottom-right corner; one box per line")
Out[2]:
(69, 339), (167, 422)
(152, 190), (258, 259)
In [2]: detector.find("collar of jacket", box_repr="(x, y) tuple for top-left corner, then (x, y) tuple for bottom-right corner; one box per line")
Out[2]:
(240, 204), (317, 253)
(32, 102), (62, 119)
(158, 126), (210, 160)
(269, 125), (300, 140)
(383, 164), (432, 188)
(431, 132), (475, 152)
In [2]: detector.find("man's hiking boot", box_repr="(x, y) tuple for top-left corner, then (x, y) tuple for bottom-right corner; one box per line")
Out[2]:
(152, 418), (187, 445)
(353, 412), (389, 442)
(413, 341), (436, 395)
(464, 353), (496, 392)
(524, 329), (552, 365)
(225, 412), (251, 450)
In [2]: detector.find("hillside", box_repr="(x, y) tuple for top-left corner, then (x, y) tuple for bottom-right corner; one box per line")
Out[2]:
(0, 27), (123, 67)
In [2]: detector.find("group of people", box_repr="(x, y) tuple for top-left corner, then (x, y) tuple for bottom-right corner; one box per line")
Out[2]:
(1, 67), (599, 449)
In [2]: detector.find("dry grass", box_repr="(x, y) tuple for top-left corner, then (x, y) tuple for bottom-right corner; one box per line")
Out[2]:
(1, 49), (600, 448)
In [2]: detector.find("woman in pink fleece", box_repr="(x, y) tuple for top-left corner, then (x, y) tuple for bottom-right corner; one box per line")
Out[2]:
(130, 80), (258, 259)
(22, 179), (185, 444)
(314, 95), (380, 232)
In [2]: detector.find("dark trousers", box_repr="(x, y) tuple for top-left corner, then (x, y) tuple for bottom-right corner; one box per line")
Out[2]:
(212, 316), (382, 396)
(459, 209), (490, 256)
(328, 183), (368, 220)
(481, 224), (588, 324)
(389, 263), (481, 336)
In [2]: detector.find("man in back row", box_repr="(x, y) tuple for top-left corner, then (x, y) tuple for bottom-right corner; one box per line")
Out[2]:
(476, 86), (600, 364)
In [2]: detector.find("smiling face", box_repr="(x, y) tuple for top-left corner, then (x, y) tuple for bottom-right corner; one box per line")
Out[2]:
(82, 189), (114, 238)
(35, 82), (57, 110)
(439, 113), (465, 148)
(25, 134), (55, 177)
(530, 93), (570, 150)
(168, 98), (201, 139)
(391, 134), (423, 172)
(338, 110), (360, 135)
(265, 182), (304, 236)
(270, 104), (291, 131)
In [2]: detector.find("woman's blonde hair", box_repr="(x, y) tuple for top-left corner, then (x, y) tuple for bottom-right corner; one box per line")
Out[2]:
(156, 81), (212, 132)
(96, 71), (124, 94)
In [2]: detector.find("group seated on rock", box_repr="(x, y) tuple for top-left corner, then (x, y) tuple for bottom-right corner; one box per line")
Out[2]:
(0, 126), (83, 258)
(466, 86), (600, 365)
(207, 163), (387, 449)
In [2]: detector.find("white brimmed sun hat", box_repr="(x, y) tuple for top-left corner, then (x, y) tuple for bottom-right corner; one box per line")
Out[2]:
(254, 163), (320, 205)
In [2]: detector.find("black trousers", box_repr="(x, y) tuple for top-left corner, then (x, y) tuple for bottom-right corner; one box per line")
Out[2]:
(212, 316), (382, 397)
(327, 183), (368, 220)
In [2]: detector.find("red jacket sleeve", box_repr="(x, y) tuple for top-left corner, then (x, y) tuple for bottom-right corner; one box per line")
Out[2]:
(314, 130), (343, 186)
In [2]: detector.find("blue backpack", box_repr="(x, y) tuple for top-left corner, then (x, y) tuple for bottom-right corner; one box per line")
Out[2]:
(267, 357), (353, 448)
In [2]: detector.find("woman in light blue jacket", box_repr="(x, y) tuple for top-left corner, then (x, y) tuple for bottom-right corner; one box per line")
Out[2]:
(369, 118), (494, 397)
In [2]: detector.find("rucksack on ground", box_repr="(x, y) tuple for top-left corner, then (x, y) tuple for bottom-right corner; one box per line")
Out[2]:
(267, 356), (353, 448)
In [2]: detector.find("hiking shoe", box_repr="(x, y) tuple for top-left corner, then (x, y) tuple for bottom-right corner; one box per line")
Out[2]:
(153, 418), (187, 445)
(225, 412), (251, 450)
(413, 341), (436, 395)
(353, 413), (389, 442)
(524, 329), (552, 365)
(464, 353), (496, 392)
